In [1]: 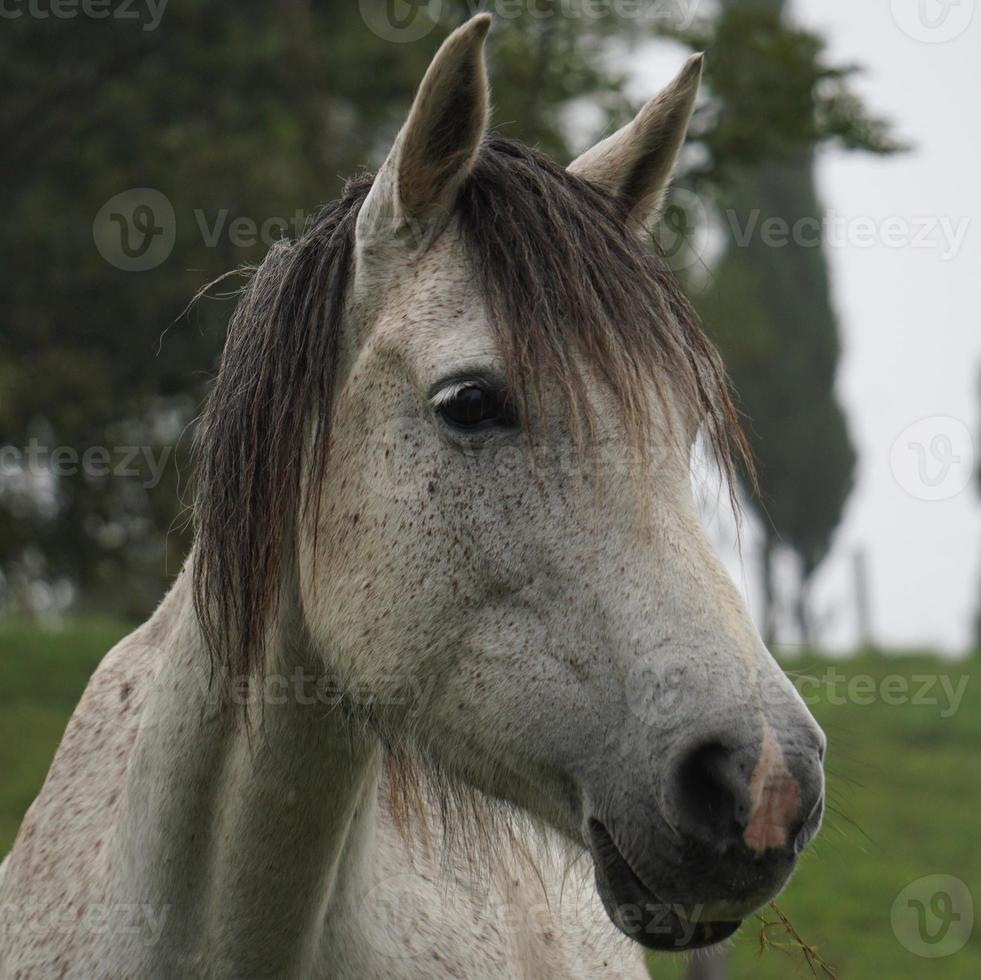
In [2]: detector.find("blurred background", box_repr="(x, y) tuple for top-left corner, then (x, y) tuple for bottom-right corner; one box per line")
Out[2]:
(0, 0), (978, 976)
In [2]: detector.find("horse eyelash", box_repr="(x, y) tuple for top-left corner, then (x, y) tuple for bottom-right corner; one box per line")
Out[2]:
(430, 381), (477, 408)
(430, 380), (490, 408)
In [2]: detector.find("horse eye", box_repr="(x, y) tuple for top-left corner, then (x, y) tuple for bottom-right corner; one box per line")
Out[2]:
(437, 384), (514, 430)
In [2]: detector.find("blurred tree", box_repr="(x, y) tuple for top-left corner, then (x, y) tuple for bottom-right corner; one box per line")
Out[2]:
(673, 0), (900, 645)
(975, 371), (981, 653)
(0, 0), (896, 621)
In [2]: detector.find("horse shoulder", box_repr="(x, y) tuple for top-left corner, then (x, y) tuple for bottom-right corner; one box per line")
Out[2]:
(0, 616), (166, 926)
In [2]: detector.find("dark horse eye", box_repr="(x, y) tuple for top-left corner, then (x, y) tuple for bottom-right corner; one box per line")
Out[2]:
(437, 384), (514, 430)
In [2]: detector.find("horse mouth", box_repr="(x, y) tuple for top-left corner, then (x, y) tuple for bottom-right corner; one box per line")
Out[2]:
(586, 818), (740, 952)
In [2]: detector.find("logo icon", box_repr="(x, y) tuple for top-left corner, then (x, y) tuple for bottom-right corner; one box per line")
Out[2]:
(889, 416), (974, 501)
(360, 0), (443, 43)
(891, 875), (973, 957)
(93, 188), (176, 271)
(358, 872), (449, 958)
(653, 187), (711, 273)
(625, 653), (699, 731)
(890, 0), (975, 43)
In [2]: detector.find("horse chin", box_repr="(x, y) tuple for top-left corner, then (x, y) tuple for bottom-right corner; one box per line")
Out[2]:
(587, 818), (741, 953)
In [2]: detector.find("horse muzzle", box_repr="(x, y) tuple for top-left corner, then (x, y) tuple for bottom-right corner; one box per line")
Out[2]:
(587, 817), (742, 951)
(584, 721), (826, 951)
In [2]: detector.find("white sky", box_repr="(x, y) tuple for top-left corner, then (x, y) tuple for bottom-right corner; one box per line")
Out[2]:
(632, 0), (981, 654)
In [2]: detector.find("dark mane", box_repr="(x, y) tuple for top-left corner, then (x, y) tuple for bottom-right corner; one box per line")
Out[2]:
(192, 137), (751, 682)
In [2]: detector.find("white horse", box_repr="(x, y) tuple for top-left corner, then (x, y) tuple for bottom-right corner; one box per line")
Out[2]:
(0, 15), (825, 979)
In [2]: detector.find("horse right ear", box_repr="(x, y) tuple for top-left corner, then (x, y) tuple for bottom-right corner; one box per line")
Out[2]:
(568, 53), (702, 232)
(356, 14), (491, 250)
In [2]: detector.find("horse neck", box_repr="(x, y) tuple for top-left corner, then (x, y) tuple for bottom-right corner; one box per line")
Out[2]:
(118, 566), (384, 977)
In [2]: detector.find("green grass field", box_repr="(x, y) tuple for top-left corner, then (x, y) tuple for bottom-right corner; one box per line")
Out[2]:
(1, 620), (978, 977)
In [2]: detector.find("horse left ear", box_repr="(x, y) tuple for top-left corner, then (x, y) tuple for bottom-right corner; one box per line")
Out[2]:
(568, 53), (703, 231)
(357, 14), (491, 249)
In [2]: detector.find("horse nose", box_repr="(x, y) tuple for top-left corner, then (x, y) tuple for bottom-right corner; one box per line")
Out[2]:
(669, 727), (824, 857)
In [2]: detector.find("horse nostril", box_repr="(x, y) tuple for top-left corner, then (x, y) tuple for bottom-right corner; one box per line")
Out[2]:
(670, 735), (824, 856)
(672, 741), (753, 845)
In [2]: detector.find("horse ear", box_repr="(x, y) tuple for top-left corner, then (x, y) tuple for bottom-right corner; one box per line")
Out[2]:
(568, 53), (703, 230)
(357, 14), (491, 248)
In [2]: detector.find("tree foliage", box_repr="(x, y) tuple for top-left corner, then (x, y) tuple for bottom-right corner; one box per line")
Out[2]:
(0, 0), (897, 620)
(676, 0), (900, 641)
